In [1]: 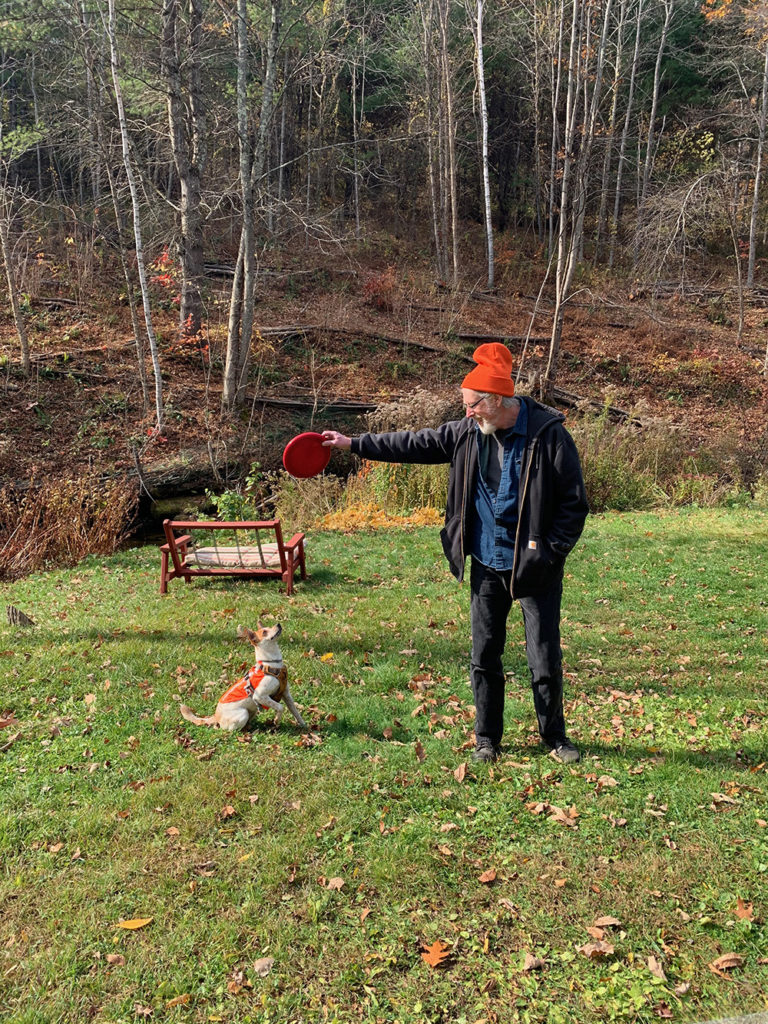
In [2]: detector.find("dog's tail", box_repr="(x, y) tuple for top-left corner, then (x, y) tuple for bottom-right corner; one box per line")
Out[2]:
(180, 704), (216, 727)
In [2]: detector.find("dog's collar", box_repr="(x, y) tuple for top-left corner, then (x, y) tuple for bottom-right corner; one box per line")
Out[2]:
(257, 660), (283, 676)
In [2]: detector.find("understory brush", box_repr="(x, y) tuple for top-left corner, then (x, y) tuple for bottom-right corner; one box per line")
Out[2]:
(0, 473), (137, 580)
(568, 404), (764, 512)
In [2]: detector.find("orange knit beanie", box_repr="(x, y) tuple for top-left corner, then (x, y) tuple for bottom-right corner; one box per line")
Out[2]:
(461, 343), (515, 396)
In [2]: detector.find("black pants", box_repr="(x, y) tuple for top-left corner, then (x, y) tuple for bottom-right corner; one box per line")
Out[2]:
(469, 558), (567, 748)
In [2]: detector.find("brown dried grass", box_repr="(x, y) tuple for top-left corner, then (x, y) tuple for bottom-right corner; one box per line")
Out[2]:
(0, 473), (138, 580)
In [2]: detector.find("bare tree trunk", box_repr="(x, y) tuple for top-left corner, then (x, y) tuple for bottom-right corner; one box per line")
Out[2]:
(0, 189), (31, 376)
(437, 0), (459, 286)
(222, 0), (281, 410)
(608, 0), (643, 268)
(748, 41), (768, 287)
(548, 10), (565, 257)
(594, 0), (626, 262)
(163, 0), (207, 340)
(105, 0), (164, 430)
(634, 0), (673, 262)
(472, 0), (494, 288)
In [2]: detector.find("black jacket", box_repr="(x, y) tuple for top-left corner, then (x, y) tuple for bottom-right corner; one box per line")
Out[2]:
(351, 397), (589, 597)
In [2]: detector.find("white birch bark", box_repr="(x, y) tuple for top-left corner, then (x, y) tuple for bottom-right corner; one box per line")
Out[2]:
(105, 0), (164, 431)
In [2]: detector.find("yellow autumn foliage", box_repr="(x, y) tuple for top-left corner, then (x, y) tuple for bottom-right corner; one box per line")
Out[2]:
(317, 502), (443, 532)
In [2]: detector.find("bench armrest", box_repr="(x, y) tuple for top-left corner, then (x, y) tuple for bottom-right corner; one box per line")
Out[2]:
(284, 532), (305, 552)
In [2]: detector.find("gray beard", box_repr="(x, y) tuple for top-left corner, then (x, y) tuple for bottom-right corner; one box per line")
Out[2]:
(476, 421), (496, 436)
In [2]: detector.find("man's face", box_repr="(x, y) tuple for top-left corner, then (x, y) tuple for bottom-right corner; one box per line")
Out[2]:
(461, 389), (502, 434)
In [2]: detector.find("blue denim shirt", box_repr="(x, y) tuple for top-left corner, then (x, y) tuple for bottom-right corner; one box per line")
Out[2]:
(469, 400), (528, 570)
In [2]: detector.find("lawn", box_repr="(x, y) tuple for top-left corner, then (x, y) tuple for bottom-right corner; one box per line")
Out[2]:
(1, 508), (767, 1024)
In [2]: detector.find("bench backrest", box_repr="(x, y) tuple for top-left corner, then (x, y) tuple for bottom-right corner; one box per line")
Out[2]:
(162, 519), (288, 573)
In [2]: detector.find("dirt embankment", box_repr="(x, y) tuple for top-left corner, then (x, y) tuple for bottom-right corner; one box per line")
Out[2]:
(2, 254), (767, 500)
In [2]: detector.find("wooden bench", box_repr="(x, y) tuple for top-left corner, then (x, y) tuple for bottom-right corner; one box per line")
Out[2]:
(159, 519), (307, 595)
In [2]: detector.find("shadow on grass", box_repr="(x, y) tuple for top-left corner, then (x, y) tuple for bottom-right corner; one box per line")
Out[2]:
(577, 738), (768, 770)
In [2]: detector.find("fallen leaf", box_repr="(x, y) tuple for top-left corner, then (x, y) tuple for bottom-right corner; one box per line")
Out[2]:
(421, 939), (451, 968)
(554, 878), (567, 888)
(115, 918), (153, 930)
(320, 652), (334, 662)
(48, 842), (64, 854)
(586, 926), (606, 940)
(735, 897), (754, 921)
(655, 1002), (673, 1018)
(578, 940), (615, 959)
(709, 952), (744, 974)
(382, 727), (393, 740)
(325, 876), (345, 890)
(522, 952), (545, 972)
(593, 915), (621, 928)
(548, 804), (579, 827)
(478, 868), (497, 884)
(648, 955), (667, 980)
(437, 844), (453, 857)
(166, 826), (180, 837)
(674, 982), (691, 996)
(219, 805), (236, 820)
(106, 953), (125, 966)
(133, 1005), (153, 1018)
(596, 775), (618, 789)
(84, 693), (96, 706)
(360, 907), (372, 923)
(166, 994), (190, 1007)
(414, 739), (426, 763)
(71, 847), (83, 861)
(253, 957), (274, 977)
(454, 762), (467, 783)
(0, 715), (18, 729)
(440, 822), (459, 833)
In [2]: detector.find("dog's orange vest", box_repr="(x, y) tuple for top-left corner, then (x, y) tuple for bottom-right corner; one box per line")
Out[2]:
(219, 663), (288, 707)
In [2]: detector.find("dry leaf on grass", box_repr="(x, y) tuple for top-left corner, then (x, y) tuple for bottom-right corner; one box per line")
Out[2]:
(414, 739), (426, 763)
(325, 876), (345, 890)
(253, 957), (274, 978)
(440, 822), (459, 833)
(421, 940), (451, 968)
(360, 908), (372, 923)
(166, 994), (190, 1007)
(578, 940), (615, 959)
(219, 805), (236, 820)
(478, 868), (497, 884)
(522, 953), (546, 972)
(105, 954), (125, 966)
(115, 917), (153, 930)
(708, 952), (744, 976)
(454, 762), (467, 783)
(133, 1004), (153, 1018)
(735, 897), (754, 921)
(593, 915), (621, 928)
(648, 955), (667, 980)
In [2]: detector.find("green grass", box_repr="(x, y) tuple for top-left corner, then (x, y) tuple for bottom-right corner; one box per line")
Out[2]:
(1, 509), (767, 1024)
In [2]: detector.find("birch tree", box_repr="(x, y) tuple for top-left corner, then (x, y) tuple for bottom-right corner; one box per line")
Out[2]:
(104, 0), (165, 431)
(162, 0), (208, 339)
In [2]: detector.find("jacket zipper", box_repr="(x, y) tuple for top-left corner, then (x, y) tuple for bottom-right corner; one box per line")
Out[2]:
(510, 435), (538, 599)
(460, 426), (470, 566)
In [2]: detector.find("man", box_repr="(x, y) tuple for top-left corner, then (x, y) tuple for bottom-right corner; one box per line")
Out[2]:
(322, 342), (589, 764)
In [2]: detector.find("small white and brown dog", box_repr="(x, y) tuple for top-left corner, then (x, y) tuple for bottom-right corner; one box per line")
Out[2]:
(180, 623), (307, 732)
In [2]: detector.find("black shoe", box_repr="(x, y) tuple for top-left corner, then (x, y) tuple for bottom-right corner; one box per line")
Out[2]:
(549, 739), (580, 764)
(472, 740), (500, 763)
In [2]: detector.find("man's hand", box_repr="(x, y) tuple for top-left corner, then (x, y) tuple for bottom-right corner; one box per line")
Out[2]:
(321, 430), (352, 450)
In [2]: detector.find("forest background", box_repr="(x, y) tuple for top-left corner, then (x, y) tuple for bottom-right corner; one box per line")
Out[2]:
(1, 0), (768, 562)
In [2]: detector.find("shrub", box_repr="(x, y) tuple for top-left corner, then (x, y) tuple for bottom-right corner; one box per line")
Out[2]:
(0, 474), (138, 580)
(569, 403), (750, 512)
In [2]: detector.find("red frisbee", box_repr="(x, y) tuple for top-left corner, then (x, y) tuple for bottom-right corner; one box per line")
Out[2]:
(282, 432), (332, 478)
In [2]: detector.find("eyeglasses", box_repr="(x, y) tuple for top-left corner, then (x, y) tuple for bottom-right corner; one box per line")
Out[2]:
(463, 393), (490, 411)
